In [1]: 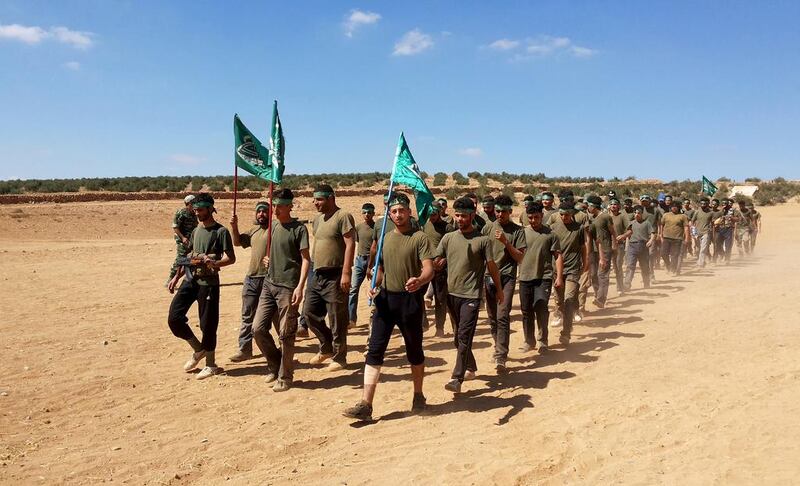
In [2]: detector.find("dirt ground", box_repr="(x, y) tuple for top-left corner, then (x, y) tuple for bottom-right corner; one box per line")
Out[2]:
(1, 197), (798, 485)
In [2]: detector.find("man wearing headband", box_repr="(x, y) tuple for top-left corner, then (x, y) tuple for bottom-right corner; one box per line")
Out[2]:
(347, 203), (376, 329)
(228, 200), (271, 362)
(691, 197), (715, 268)
(550, 200), (590, 346)
(748, 202), (761, 250)
(168, 194), (199, 283)
(251, 188), (310, 392)
(623, 198), (635, 219)
(713, 198), (737, 264)
(423, 200), (454, 337)
(437, 197), (452, 224)
(519, 202), (563, 353)
(304, 184), (356, 370)
(518, 195), (535, 225)
(367, 193), (420, 281)
(682, 199), (697, 260)
(343, 194), (435, 420)
(735, 199), (754, 257)
(464, 192), (487, 231)
(587, 195), (618, 308)
(547, 190), (590, 324)
(710, 199), (723, 263)
(639, 195), (663, 280)
(541, 192), (557, 224)
(479, 195), (497, 223)
(660, 201), (690, 275)
(436, 197), (502, 393)
(608, 198), (629, 295)
(621, 205), (656, 290)
(481, 195), (526, 372)
(167, 193), (236, 380)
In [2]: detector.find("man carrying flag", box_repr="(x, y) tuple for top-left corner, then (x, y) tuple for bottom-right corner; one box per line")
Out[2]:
(343, 193), (435, 421)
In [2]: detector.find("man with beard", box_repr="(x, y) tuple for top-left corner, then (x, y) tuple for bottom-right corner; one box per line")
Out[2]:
(167, 193), (236, 380)
(608, 198), (629, 295)
(464, 192), (487, 232)
(660, 202), (691, 275)
(482, 195), (526, 372)
(228, 201), (271, 362)
(550, 200), (590, 346)
(691, 197), (715, 268)
(480, 195), (498, 223)
(251, 189), (310, 392)
(748, 203), (761, 250)
(436, 197), (502, 393)
(735, 199), (754, 257)
(304, 184), (356, 370)
(710, 199), (724, 263)
(343, 194), (435, 420)
(622, 206), (656, 290)
(587, 195), (617, 308)
(714, 198), (737, 264)
(518, 202), (563, 353)
(423, 200), (454, 336)
(639, 195), (663, 280)
(348, 203), (376, 328)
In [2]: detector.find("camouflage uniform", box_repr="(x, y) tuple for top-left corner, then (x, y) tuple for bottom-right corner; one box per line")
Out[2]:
(169, 207), (198, 279)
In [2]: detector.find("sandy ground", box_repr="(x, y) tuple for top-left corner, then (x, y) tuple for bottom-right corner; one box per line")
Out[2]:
(1, 197), (798, 485)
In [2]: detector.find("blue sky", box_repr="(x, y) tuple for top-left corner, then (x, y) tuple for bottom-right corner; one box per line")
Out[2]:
(1, 1), (798, 181)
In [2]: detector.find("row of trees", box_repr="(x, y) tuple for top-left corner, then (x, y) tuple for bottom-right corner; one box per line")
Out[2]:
(1, 173), (797, 205)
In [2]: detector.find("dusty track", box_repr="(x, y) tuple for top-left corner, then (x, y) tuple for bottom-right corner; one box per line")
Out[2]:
(1, 198), (797, 485)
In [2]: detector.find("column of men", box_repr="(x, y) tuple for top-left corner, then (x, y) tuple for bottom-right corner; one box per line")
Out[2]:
(165, 186), (760, 418)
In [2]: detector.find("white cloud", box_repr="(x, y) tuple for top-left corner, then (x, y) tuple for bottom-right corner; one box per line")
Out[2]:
(169, 154), (206, 166)
(525, 35), (595, 58)
(50, 26), (93, 49)
(459, 147), (483, 158)
(0, 23), (94, 49)
(486, 34), (596, 60)
(393, 29), (433, 56)
(570, 45), (596, 58)
(343, 9), (381, 37)
(487, 38), (520, 51)
(63, 61), (81, 71)
(0, 23), (48, 44)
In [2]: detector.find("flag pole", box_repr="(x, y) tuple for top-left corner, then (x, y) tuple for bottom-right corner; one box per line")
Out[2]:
(368, 132), (403, 305)
(233, 164), (239, 216)
(266, 181), (274, 258)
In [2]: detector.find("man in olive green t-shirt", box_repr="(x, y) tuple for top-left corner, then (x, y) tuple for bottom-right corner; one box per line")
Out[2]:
(587, 195), (617, 308)
(228, 200), (271, 362)
(691, 197), (715, 267)
(304, 184), (356, 370)
(423, 201), (454, 336)
(436, 197), (502, 393)
(347, 203), (376, 328)
(167, 193), (236, 380)
(608, 198), (629, 294)
(660, 202), (690, 275)
(343, 194), (435, 421)
(251, 189), (311, 392)
(518, 202), (563, 353)
(550, 201), (590, 346)
(481, 195), (526, 371)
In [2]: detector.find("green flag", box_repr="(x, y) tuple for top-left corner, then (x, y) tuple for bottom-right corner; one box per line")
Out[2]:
(391, 132), (435, 226)
(234, 114), (275, 182)
(702, 176), (717, 196)
(268, 100), (285, 184)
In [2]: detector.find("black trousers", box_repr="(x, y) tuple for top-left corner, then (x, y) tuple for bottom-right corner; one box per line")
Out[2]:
(519, 279), (552, 346)
(446, 295), (481, 381)
(431, 270), (449, 331)
(366, 289), (425, 366)
(168, 280), (220, 352)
